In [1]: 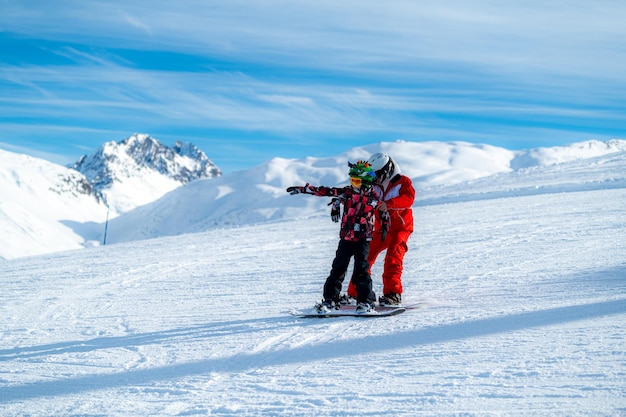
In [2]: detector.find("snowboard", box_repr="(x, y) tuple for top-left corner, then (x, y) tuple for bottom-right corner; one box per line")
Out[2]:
(292, 304), (406, 318)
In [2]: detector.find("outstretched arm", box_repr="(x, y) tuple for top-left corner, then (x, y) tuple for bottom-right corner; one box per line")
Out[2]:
(286, 184), (344, 197)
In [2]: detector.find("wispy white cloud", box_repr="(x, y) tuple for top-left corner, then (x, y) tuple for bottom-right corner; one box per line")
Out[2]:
(117, 9), (153, 35)
(0, 0), (624, 172)
(4, 1), (625, 74)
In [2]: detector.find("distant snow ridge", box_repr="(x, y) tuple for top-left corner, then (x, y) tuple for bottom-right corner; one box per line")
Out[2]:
(510, 139), (626, 169)
(71, 133), (222, 212)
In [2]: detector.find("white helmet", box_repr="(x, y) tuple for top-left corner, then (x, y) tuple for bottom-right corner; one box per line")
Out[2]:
(368, 152), (395, 183)
(368, 153), (390, 171)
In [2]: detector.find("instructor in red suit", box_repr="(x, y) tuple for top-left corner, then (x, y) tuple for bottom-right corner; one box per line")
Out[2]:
(347, 153), (415, 306)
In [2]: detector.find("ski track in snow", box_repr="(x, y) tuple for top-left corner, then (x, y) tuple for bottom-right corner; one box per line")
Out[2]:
(1, 161), (626, 415)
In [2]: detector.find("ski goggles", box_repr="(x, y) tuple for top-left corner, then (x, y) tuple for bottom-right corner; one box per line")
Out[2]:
(350, 176), (363, 187)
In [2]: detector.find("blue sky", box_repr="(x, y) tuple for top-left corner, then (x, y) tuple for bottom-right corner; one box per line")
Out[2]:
(1, 1), (625, 173)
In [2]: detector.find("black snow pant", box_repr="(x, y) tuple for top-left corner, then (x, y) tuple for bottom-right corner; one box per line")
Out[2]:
(323, 239), (376, 304)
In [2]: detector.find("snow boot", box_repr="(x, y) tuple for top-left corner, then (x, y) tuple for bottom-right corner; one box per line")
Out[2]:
(379, 293), (402, 306)
(315, 300), (339, 313)
(355, 302), (374, 314)
(338, 294), (356, 305)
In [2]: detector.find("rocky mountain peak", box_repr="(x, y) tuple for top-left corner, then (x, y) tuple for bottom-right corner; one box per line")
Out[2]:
(71, 133), (222, 212)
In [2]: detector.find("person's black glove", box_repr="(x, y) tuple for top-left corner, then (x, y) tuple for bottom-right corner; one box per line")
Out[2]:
(287, 182), (313, 195)
(380, 210), (391, 241)
(329, 198), (341, 222)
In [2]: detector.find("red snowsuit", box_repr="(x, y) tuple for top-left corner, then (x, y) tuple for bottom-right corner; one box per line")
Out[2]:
(348, 174), (415, 297)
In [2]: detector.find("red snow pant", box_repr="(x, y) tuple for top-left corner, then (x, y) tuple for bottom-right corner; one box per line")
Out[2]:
(348, 229), (412, 297)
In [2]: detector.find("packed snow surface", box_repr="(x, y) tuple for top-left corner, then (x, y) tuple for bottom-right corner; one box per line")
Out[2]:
(1, 149), (624, 416)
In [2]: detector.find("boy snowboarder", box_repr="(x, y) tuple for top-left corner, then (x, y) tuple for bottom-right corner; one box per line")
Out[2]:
(287, 161), (390, 314)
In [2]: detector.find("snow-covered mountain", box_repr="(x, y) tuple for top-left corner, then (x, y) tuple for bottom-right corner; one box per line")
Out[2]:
(1, 138), (625, 259)
(71, 133), (222, 213)
(104, 139), (626, 244)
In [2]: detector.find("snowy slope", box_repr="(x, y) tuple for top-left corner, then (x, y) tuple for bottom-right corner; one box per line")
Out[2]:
(416, 150), (626, 207)
(0, 150), (624, 416)
(0, 149), (107, 259)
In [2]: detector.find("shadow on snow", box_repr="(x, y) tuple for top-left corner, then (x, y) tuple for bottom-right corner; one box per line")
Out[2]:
(1, 297), (625, 403)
